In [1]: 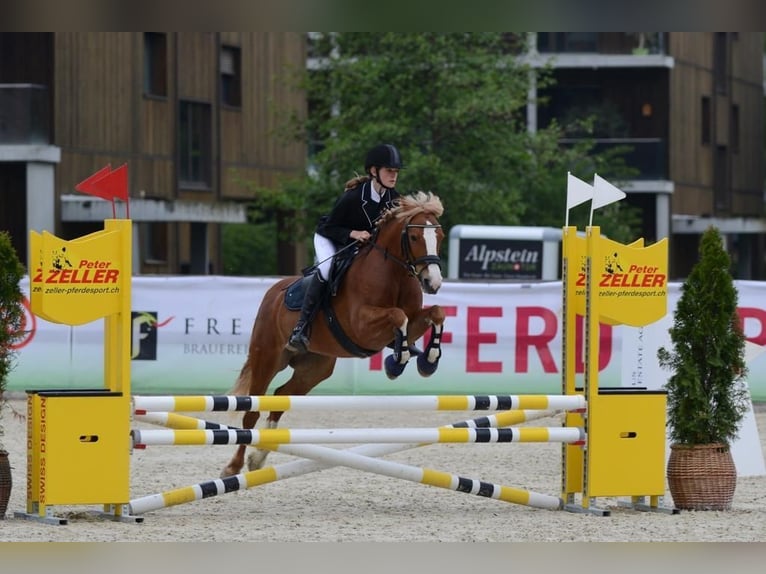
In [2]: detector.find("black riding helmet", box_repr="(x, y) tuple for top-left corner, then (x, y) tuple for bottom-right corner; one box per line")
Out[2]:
(365, 144), (404, 173)
(365, 144), (403, 191)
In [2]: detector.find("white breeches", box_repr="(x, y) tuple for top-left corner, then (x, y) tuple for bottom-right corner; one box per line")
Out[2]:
(313, 233), (337, 281)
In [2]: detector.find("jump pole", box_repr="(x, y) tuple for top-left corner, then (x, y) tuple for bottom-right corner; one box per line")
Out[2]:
(267, 442), (564, 510)
(129, 408), (561, 515)
(134, 412), (240, 431)
(132, 394), (586, 414)
(131, 425), (585, 447)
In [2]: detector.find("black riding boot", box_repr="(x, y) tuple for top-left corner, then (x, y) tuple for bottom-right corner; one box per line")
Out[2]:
(286, 274), (326, 353)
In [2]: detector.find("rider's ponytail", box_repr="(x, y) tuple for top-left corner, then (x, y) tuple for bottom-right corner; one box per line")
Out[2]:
(344, 174), (370, 191)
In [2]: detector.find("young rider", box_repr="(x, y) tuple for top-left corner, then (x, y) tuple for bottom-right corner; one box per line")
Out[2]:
(286, 143), (403, 353)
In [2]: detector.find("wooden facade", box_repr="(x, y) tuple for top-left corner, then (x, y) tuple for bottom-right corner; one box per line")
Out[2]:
(46, 32), (307, 274)
(3, 32), (763, 278)
(669, 33), (763, 213)
(668, 33), (764, 277)
(536, 32), (763, 278)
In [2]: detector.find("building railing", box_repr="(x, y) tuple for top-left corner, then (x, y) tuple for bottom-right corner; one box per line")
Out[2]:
(559, 137), (668, 179)
(537, 33), (667, 55)
(0, 84), (51, 144)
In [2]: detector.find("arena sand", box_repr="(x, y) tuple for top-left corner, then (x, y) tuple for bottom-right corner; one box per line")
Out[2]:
(1, 399), (765, 543)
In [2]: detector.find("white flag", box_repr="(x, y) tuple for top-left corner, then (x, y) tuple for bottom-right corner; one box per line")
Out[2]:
(565, 172), (594, 226)
(566, 172), (594, 210)
(592, 174), (626, 210)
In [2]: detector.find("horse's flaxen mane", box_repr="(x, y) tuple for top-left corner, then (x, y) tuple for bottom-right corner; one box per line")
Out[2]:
(378, 191), (443, 227)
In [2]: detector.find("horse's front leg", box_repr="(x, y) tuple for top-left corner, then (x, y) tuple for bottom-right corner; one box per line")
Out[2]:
(356, 306), (411, 379)
(408, 305), (446, 377)
(384, 315), (411, 379)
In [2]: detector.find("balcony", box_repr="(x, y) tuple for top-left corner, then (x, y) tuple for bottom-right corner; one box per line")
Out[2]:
(525, 33), (674, 70)
(0, 84), (51, 145)
(559, 137), (668, 180)
(537, 33), (667, 55)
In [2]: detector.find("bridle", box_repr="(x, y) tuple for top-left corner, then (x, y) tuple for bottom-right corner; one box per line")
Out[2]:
(369, 214), (442, 280)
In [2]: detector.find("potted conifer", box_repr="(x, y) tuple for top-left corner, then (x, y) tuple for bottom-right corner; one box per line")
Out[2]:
(0, 230), (26, 518)
(657, 225), (749, 510)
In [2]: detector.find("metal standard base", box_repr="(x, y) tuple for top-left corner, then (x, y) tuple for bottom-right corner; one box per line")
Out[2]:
(562, 495), (680, 516)
(14, 511), (69, 526)
(562, 503), (611, 516)
(561, 493), (611, 516)
(617, 496), (680, 515)
(14, 504), (144, 525)
(91, 504), (145, 523)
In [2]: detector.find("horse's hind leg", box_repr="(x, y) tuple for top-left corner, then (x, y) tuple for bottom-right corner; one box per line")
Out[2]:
(220, 350), (288, 477)
(220, 410), (260, 477)
(247, 353), (337, 471)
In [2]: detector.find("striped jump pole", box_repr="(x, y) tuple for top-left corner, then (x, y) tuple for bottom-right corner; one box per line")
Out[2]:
(267, 442), (563, 510)
(129, 409), (561, 515)
(132, 394), (586, 414)
(134, 411), (240, 431)
(130, 425), (585, 447)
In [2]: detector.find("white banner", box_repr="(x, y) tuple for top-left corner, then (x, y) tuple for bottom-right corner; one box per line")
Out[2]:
(9, 277), (766, 400)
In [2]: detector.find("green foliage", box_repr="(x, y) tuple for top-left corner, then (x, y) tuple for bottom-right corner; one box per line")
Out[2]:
(657, 226), (749, 446)
(221, 221), (278, 276)
(0, 231), (26, 445)
(247, 32), (642, 260)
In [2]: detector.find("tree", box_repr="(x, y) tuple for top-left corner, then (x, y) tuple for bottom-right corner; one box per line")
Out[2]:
(0, 230), (25, 448)
(657, 226), (749, 446)
(235, 33), (640, 273)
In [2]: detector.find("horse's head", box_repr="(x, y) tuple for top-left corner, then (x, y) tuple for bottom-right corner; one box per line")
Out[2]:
(377, 191), (445, 294)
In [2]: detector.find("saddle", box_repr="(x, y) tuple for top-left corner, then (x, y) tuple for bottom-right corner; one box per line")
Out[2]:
(283, 245), (358, 311)
(282, 246), (377, 357)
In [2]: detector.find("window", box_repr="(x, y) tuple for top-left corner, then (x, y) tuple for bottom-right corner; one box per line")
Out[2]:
(142, 222), (168, 263)
(537, 32), (598, 53)
(220, 45), (242, 108)
(144, 33), (167, 97)
(178, 101), (212, 188)
(714, 145), (729, 211)
(730, 104), (739, 153)
(701, 96), (711, 145)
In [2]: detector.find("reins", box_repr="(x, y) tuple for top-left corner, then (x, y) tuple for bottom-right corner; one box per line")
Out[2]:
(303, 240), (362, 276)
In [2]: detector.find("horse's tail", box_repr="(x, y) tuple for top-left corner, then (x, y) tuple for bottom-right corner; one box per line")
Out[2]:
(228, 361), (252, 396)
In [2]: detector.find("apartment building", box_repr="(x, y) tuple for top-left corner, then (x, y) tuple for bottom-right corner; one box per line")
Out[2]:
(4, 33), (762, 279)
(0, 32), (307, 275)
(526, 32), (765, 279)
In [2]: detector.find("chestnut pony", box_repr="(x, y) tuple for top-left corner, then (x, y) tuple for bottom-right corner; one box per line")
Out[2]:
(220, 191), (447, 477)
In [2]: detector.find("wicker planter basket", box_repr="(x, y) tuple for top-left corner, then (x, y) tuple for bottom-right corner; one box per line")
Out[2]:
(667, 443), (736, 511)
(0, 450), (11, 519)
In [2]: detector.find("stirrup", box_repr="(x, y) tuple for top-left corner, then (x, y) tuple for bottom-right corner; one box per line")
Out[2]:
(286, 327), (309, 353)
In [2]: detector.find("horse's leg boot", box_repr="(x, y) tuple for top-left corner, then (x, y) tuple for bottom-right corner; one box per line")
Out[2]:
(286, 274), (325, 352)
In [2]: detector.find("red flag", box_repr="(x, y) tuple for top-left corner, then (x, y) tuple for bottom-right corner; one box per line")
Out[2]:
(75, 164), (128, 201)
(100, 163), (129, 201)
(75, 165), (112, 200)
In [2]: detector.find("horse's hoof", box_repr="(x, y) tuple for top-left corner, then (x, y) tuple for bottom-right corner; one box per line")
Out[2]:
(384, 354), (407, 379)
(417, 354), (439, 377)
(247, 449), (270, 471)
(220, 465), (241, 478)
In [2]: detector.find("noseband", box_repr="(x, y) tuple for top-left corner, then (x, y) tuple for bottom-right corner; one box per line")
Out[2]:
(370, 216), (442, 280)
